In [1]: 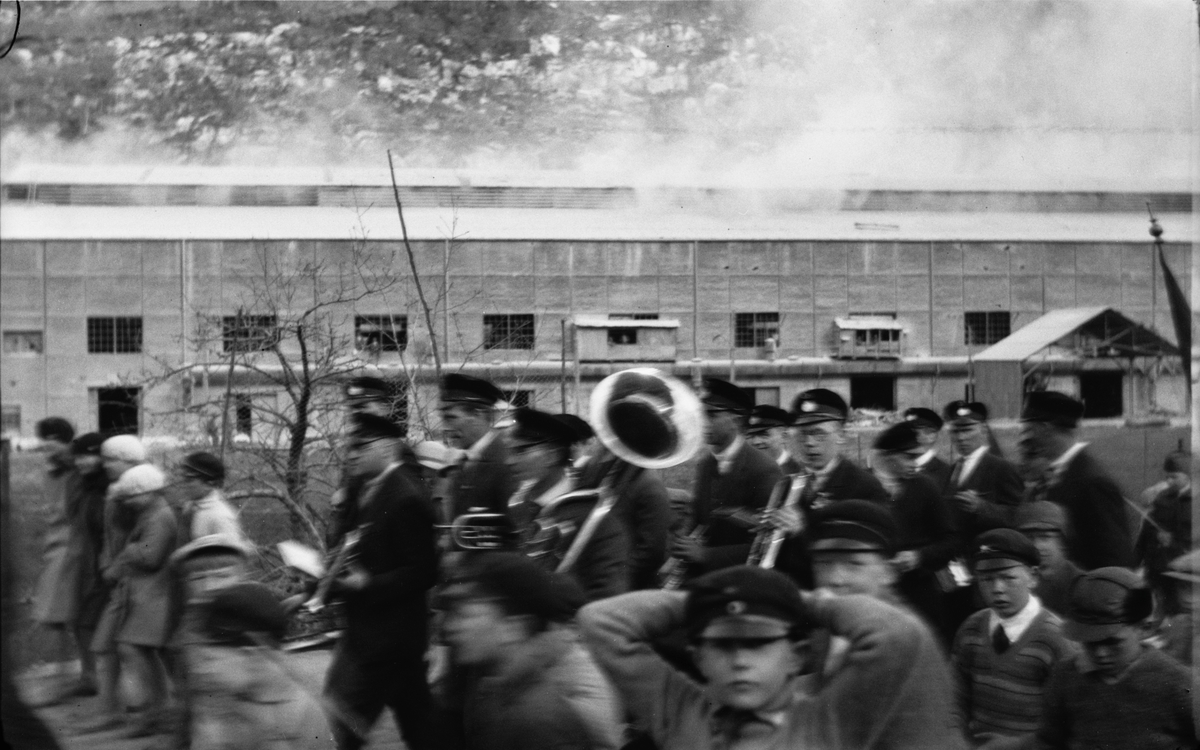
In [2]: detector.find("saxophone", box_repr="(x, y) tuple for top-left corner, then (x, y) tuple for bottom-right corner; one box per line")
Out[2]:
(747, 474), (806, 569)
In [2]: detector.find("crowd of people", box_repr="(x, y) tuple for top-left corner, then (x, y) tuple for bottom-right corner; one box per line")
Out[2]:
(20, 370), (1199, 750)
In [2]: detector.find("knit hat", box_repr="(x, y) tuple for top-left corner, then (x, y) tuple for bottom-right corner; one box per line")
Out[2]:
(971, 528), (1040, 571)
(685, 566), (809, 640)
(790, 389), (848, 426)
(1063, 567), (1152, 642)
(809, 500), (897, 556)
(1021, 392), (1084, 428)
(100, 434), (146, 464)
(903, 407), (944, 432)
(110, 463), (167, 498)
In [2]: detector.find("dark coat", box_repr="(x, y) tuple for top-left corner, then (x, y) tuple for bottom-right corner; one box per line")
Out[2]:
(449, 433), (518, 520)
(1137, 486), (1192, 579)
(113, 499), (180, 647)
(578, 458), (671, 590)
(340, 462), (439, 657)
(947, 451), (1025, 547)
(918, 454), (954, 496)
(692, 442), (783, 572)
(890, 473), (958, 634)
(532, 491), (631, 602)
(1043, 448), (1134, 570)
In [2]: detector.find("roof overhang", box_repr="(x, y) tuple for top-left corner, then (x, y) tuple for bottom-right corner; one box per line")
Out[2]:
(975, 307), (1178, 362)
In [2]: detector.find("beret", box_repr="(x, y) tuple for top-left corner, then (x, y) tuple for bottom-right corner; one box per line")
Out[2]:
(972, 528), (1040, 570)
(943, 401), (989, 425)
(100, 434), (147, 464)
(1015, 501), (1068, 533)
(203, 582), (288, 645)
(344, 375), (391, 400)
(441, 373), (504, 407)
(451, 552), (585, 622)
(510, 408), (576, 448)
(810, 500), (897, 555)
(36, 417), (75, 444)
(903, 407), (943, 431)
(790, 389), (848, 425)
(873, 421), (921, 453)
(110, 463), (167, 497)
(351, 413), (403, 440)
(180, 451), (226, 483)
(1021, 391), (1084, 428)
(685, 566), (808, 640)
(555, 413), (595, 444)
(747, 405), (792, 434)
(71, 432), (106, 456)
(1064, 567), (1152, 642)
(702, 378), (753, 414)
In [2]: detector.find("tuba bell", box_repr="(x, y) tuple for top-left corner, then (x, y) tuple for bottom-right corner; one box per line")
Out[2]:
(589, 368), (705, 470)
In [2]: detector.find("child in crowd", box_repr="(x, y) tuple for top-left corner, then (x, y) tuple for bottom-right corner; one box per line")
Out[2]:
(1156, 549), (1199, 666)
(1014, 501), (1080, 617)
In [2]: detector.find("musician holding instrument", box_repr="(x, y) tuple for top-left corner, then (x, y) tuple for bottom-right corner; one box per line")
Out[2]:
(440, 374), (518, 524)
(673, 378), (782, 578)
(505, 408), (630, 601)
(323, 414), (438, 750)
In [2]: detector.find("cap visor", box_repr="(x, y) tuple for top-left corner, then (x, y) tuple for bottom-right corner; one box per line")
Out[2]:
(1163, 571), (1200, 584)
(973, 557), (1032, 572)
(1063, 620), (1124, 642)
(811, 538), (887, 554)
(699, 615), (791, 640)
(790, 414), (840, 426)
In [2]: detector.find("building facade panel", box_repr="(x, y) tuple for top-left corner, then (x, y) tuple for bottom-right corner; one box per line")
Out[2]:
(730, 275), (780, 309)
(533, 242), (570, 276)
(1044, 276), (1077, 309)
(778, 242), (814, 277)
(608, 276), (659, 311)
(1077, 274), (1123, 306)
(1, 242), (43, 276)
(1, 277), (42, 312)
(779, 276), (814, 315)
(1044, 244), (1078, 275)
(963, 243), (1010, 275)
(570, 243), (609, 276)
(1008, 242), (1046, 275)
(848, 275), (897, 313)
(931, 242), (963, 274)
(962, 275), (1010, 310)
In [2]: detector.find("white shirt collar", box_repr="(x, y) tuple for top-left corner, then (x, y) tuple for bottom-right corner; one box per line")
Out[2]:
(959, 445), (990, 485)
(915, 449), (938, 469)
(464, 428), (498, 463)
(989, 595), (1042, 644)
(712, 435), (745, 475)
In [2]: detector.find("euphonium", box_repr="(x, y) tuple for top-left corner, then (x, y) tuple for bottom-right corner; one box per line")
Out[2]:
(747, 473), (807, 569)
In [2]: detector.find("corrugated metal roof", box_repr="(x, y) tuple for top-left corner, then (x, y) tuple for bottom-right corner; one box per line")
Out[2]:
(975, 307), (1177, 361)
(574, 315), (679, 329)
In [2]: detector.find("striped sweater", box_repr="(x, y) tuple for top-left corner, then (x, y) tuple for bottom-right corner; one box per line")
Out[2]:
(951, 606), (1075, 741)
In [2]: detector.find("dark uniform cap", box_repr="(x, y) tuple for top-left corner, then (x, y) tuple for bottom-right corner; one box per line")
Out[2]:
(1021, 391), (1084, 428)
(903, 407), (944, 431)
(972, 528), (1041, 571)
(809, 500), (897, 556)
(684, 566), (809, 640)
(71, 432), (106, 456)
(180, 451), (226, 483)
(555, 413), (595, 444)
(351, 413), (403, 440)
(511, 408), (577, 448)
(451, 552), (586, 622)
(203, 582), (289, 645)
(790, 389), (848, 426)
(1064, 567), (1152, 642)
(943, 400), (989, 425)
(440, 373), (504, 407)
(873, 421), (921, 453)
(1015, 501), (1068, 534)
(344, 375), (390, 401)
(1164, 550), (1200, 585)
(747, 405), (792, 435)
(702, 378), (753, 414)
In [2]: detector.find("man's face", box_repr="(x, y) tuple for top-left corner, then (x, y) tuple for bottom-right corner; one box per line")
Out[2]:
(346, 437), (397, 478)
(747, 427), (786, 458)
(442, 596), (523, 668)
(788, 421), (843, 472)
(976, 564), (1035, 619)
(1026, 530), (1066, 568)
(704, 408), (741, 449)
(440, 403), (490, 449)
(950, 421), (985, 457)
(348, 398), (391, 419)
(693, 637), (805, 711)
(1082, 625), (1143, 679)
(913, 426), (939, 450)
(813, 550), (895, 598)
(505, 434), (555, 485)
(878, 449), (921, 480)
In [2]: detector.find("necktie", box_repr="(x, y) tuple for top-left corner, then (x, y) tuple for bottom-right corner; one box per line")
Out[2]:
(992, 626), (1011, 654)
(948, 458), (964, 489)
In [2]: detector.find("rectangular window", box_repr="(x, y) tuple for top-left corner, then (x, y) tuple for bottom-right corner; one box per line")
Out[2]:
(483, 314), (535, 350)
(97, 387), (140, 435)
(849, 375), (896, 412)
(87, 317), (143, 353)
(2, 331), (44, 354)
(609, 313), (660, 320)
(503, 390), (532, 408)
(1, 405), (20, 435)
(235, 394), (253, 436)
(964, 311), (1011, 346)
(608, 329), (638, 345)
(355, 315), (407, 353)
(222, 315), (279, 353)
(734, 312), (780, 348)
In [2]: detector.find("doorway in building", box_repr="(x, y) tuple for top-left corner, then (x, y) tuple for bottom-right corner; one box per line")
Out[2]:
(849, 376), (896, 412)
(98, 387), (140, 435)
(1079, 372), (1123, 418)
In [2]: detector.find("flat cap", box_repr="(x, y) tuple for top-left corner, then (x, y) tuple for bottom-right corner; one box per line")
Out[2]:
(351, 413), (403, 440)
(790, 388), (848, 426)
(1021, 391), (1084, 428)
(180, 451), (225, 483)
(1164, 550), (1200, 585)
(971, 528), (1040, 571)
(100, 434), (146, 464)
(449, 552), (586, 622)
(344, 375), (391, 401)
(685, 566), (808, 640)
(71, 433), (106, 456)
(810, 500), (897, 556)
(203, 582), (288, 645)
(943, 401), (989, 425)
(36, 417), (75, 444)
(510, 408), (576, 448)
(873, 421), (921, 453)
(702, 378), (753, 414)
(556, 413), (595, 444)
(747, 405), (792, 435)
(1016, 501), (1068, 534)
(1064, 567), (1152, 642)
(110, 463), (167, 498)
(441, 373), (504, 407)
(903, 407), (944, 431)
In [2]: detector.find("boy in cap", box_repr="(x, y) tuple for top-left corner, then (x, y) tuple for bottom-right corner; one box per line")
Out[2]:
(1019, 391), (1132, 570)
(438, 552), (622, 750)
(580, 565), (965, 750)
(440, 373), (517, 522)
(746, 405), (796, 473)
(903, 406), (953, 493)
(175, 451), (248, 545)
(809, 500), (903, 604)
(1037, 567), (1195, 750)
(1157, 549), (1200, 666)
(951, 529), (1075, 749)
(673, 378), (781, 575)
(1015, 501), (1080, 617)
(1135, 450), (1192, 615)
(505, 408), (630, 600)
(872, 421), (958, 638)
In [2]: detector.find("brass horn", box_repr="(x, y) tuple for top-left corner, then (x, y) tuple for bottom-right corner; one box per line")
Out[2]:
(589, 368), (704, 470)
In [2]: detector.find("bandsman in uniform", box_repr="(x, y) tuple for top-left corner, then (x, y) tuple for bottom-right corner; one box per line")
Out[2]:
(670, 378), (782, 576)
(904, 407), (953, 493)
(506, 409), (630, 601)
(1019, 392), (1133, 570)
(440, 374), (517, 524)
(746, 405), (797, 474)
(943, 401), (1024, 536)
